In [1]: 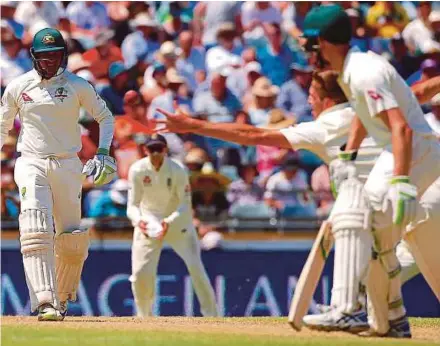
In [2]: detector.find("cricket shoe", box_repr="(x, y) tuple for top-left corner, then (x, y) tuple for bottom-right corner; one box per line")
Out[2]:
(358, 316), (411, 338)
(59, 301), (68, 320)
(37, 303), (64, 321)
(303, 309), (369, 333)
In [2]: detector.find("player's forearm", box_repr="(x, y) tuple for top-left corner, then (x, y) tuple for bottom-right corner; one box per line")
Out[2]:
(411, 76), (440, 104)
(97, 114), (114, 152)
(189, 118), (269, 146)
(164, 202), (189, 225)
(344, 116), (367, 151)
(391, 123), (413, 176)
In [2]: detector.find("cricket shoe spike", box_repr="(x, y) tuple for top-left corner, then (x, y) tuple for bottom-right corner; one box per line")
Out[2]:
(37, 303), (64, 321)
(303, 309), (369, 333)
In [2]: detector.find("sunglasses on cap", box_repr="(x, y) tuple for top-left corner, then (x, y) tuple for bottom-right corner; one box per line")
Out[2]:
(147, 144), (166, 153)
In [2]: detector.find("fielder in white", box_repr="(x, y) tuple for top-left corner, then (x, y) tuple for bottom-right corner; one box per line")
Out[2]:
(0, 28), (116, 321)
(154, 69), (440, 334)
(127, 134), (218, 317)
(301, 5), (440, 338)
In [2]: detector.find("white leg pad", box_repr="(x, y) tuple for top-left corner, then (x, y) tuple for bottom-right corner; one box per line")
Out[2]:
(55, 229), (90, 302)
(19, 209), (58, 312)
(329, 178), (372, 314)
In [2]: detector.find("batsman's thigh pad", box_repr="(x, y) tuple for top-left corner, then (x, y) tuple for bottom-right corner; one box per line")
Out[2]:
(19, 209), (58, 311)
(55, 229), (90, 302)
(329, 178), (372, 313)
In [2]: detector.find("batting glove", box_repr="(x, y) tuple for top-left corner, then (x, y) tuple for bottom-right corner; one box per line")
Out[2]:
(329, 150), (358, 197)
(82, 149), (117, 186)
(387, 176), (418, 226)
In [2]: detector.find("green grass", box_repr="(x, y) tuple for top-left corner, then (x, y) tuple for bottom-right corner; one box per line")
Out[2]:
(2, 317), (439, 346)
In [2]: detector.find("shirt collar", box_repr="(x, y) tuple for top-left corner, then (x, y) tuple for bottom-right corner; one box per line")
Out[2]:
(340, 46), (360, 85)
(32, 68), (66, 83)
(146, 155), (169, 173)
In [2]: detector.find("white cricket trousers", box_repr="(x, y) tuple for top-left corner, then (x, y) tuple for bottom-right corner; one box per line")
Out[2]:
(130, 224), (218, 317)
(14, 154), (83, 233)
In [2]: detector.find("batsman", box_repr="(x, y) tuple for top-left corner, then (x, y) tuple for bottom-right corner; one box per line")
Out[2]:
(0, 28), (116, 321)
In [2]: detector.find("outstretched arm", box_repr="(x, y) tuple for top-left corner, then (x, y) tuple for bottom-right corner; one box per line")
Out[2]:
(411, 76), (440, 105)
(156, 107), (292, 149)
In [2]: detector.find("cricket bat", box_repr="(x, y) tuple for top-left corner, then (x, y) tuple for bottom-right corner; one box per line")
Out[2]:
(288, 221), (334, 331)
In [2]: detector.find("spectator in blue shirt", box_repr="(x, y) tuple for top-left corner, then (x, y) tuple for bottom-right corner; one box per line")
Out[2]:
(121, 13), (160, 70)
(66, 1), (110, 31)
(148, 68), (193, 120)
(88, 180), (128, 218)
(176, 31), (206, 93)
(276, 63), (313, 123)
(193, 69), (243, 156)
(256, 22), (300, 86)
(97, 62), (135, 115)
(248, 76), (280, 127)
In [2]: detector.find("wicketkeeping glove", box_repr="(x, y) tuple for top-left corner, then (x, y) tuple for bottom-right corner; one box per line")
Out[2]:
(82, 149), (117, 186)
(387, 176), (418, 226)
(329, 150), (358, 197)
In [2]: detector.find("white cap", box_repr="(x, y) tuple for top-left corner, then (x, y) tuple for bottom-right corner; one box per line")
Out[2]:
(130, 13), (157, 28)
(244, 61), (262, 74)
(429, 10), (440, 23)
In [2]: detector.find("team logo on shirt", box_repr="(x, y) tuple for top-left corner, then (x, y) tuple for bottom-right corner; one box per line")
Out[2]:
(21, 93), (34, 103)
(367, 90), (383, 101)
(54, 87), (68, 102)
(42, 34), (55, 45)
(143, 176), (151, 185)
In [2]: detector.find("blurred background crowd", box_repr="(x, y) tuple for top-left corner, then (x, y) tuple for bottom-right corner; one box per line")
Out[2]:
(2, 1), (440, 234)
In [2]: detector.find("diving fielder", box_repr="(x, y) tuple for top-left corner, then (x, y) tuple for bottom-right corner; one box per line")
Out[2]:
(302, 5), (440, 338)
(0, 28), (116, 321)
(127, 134), (218, 317)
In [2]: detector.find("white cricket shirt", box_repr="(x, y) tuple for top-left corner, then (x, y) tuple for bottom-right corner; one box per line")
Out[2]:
(1, 69), (114, 157)
(339, 49), (434, 150)
(127, 156), (192, 229)
(280, 103), (382, 182)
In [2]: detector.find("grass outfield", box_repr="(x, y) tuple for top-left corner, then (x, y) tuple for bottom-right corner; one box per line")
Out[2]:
(2, 316), (440, 346)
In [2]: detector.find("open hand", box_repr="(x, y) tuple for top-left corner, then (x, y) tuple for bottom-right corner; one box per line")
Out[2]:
(155, 102), (199, 134)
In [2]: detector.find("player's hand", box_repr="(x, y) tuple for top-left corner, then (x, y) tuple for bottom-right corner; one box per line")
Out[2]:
(158, 221), (169, 241)
(329, 151), (358, 196)
(155, 102), (198, 134)
(138, 220), (148, 235)
(82, 149), (117, 186)
(387, 176), (418, 226)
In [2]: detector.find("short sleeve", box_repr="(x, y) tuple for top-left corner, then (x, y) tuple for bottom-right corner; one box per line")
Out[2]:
(279, 123), (326, 152)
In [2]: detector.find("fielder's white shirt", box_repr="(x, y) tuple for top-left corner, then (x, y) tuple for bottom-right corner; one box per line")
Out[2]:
(1, 69), (114, 157)
(127, 156), (192, 230)
(339, 49), (434, 151)
(280, 103), (382, 182)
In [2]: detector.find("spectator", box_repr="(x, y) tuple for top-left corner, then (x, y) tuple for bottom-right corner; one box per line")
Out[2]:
(256, 22), (298, 86)
(148, 68), (193, 121)
(277, 63), (313, 123)
(205, 23), (242, 74)
(238, 61), (264, 109)
(66, 1), (110, 31)
(184, 147), (210, 173)
(160, 1), (191, 42)
(227, 163), (273, 218)
(241, 1), (282, 43)
(425, 93), (440, 138)
(140, 62), (167, 101)
(143, 41), (180, 86)
(121, 13), (160, 70)
(346, 8), (372, 52)
(311, 164), (334, 218)
(1, 2), (24, 38)
(389, 34), (423, 80)
(280, 2), (314, 39)
(402, 2), (440, 55)
(256, 109), (294, 179)
(67, 53), (91, 74)
(83, 30), (123, 83)
(15, 1), (65, 35)
(193, 69), (243, 156)
(0, 20), (32, 87)
(195, 2), (242, 49)
(264, 156), (316, 218)
(88, 179), (129, 218)
(176, 31), (206, 93)
(191, 162), (231, 223)
(414, 58), (440, 86)
(97, 61), (135, 115)
(366, 1), (409, 38)
(248, 77), (279, 126)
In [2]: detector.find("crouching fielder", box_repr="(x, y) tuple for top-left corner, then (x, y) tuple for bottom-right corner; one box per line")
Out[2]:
(127, 134), (218, 317)
(0, 28), (116, 321)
